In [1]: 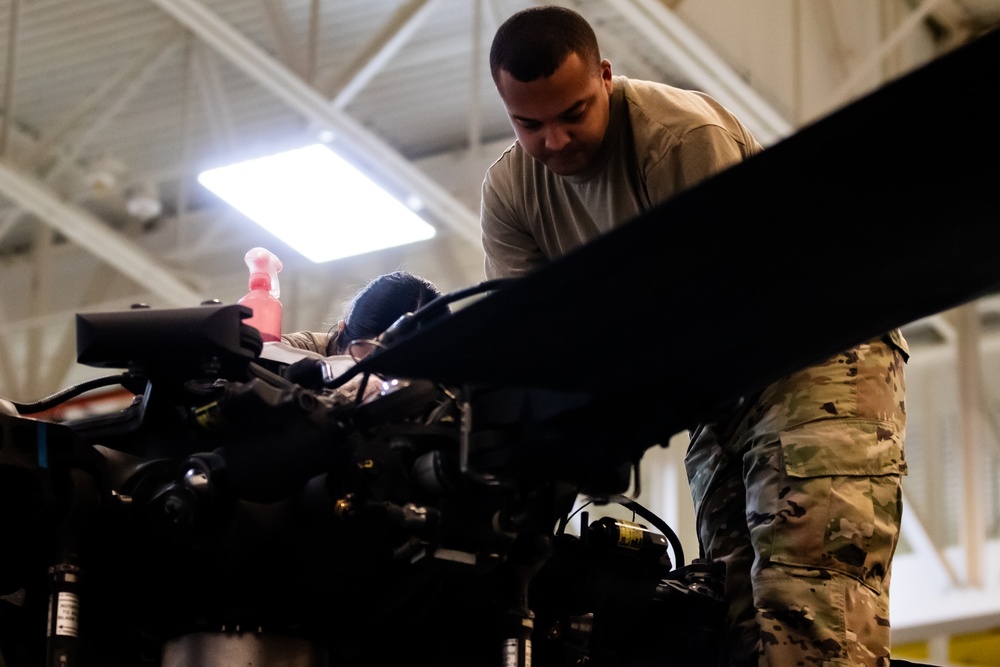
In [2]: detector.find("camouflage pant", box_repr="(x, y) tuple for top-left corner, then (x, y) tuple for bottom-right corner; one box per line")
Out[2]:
(685, 336), (907, 667)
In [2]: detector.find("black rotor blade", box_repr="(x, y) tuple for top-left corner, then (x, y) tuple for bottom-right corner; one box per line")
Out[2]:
(359, 27), (1000, 430)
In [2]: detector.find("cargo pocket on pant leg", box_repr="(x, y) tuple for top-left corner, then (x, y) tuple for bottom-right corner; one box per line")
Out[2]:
(753, 418), (905, 595)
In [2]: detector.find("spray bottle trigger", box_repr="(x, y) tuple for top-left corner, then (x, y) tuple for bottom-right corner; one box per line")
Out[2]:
(245, 247), (282, 299)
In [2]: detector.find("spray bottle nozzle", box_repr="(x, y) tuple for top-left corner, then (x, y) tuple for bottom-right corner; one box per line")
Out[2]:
(245, 247), (282, 299)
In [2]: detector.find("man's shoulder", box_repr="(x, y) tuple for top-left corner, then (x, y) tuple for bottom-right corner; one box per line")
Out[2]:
(484, 140), (539, 190)
(618, 76), (732, 127)
(618, 76), (697, 101)
(486, 140), (519, 173)
(616, 76), (760, 157)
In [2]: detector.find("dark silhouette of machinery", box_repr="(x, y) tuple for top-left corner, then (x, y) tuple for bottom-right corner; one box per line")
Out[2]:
(2, 25), (998, 667)
(1, 302), (725, 666)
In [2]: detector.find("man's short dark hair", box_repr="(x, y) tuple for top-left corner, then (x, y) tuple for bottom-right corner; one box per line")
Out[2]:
(489, 6), (601, 83)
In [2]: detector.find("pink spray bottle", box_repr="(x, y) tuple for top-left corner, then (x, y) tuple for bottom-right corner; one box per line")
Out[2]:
(238, 247), (283, 342)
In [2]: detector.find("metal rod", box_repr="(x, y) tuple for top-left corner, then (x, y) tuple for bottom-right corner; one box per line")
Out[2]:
(0, 0), (22, 157)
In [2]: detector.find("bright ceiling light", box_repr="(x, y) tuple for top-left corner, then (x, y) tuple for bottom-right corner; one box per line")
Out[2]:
(198, 144), (436, 263)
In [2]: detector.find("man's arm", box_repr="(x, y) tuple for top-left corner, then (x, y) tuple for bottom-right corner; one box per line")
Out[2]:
(480, 175), (546, 280)
(645, 124), (762, 206)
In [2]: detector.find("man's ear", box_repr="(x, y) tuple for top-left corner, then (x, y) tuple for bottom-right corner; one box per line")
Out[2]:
(601, 59), (613, 89)
(337, 320), (346, 333)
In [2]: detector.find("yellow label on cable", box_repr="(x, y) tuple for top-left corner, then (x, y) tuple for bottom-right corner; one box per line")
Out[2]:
(194, 402), (224, 430)
(616, 521), (644, 551)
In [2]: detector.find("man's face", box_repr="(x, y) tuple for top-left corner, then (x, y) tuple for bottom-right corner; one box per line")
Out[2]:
(496, 52), (613, 177)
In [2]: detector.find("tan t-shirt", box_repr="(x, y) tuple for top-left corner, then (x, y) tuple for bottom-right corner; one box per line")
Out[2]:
(481, 76), (763, 279)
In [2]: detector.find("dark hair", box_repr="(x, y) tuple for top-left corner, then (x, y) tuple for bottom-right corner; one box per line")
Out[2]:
(328, 271), (442, 355)
(489, 6), (601, 83)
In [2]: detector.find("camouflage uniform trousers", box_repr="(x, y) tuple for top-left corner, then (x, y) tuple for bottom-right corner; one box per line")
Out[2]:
(685, 334), (907, 667)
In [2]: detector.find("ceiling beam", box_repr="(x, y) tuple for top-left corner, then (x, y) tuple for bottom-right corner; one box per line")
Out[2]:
(891, 539), (1000, 644)
(899, 489), (962, 587)
(0, 0), (21, 159)
(192, 45), (238, 151)
(821, 0), (948, 111)
(149, 0), (482, 249)
(604, 0), (793, 145)
(258, 0), (306, 78)
(0, 293), (24, 398)
(24, 28), (183, 170)
(951, 303), (988, 588)
(323, 0), (443, 110)
(0, 161), (204, 306)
